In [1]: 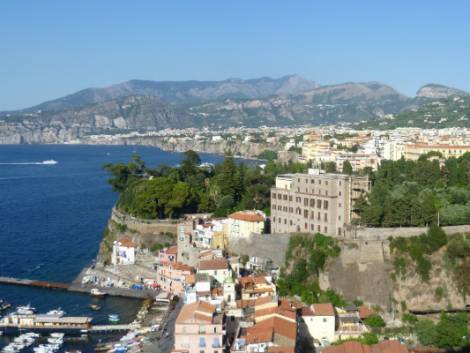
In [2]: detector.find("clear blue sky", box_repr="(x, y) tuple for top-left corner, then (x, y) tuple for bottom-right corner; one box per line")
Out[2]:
(1, 0), (469, 110)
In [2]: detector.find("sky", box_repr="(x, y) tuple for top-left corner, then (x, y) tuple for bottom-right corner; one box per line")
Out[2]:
(1, 0), (470, 110)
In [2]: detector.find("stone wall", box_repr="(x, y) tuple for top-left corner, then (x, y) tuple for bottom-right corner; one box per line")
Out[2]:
(348, 224), (470, 240)
(111, 207), (179, 235)
(226, 233), (292, 266)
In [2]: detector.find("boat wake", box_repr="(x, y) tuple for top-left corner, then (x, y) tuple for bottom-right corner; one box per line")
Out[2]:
(0, 160), (58, 165)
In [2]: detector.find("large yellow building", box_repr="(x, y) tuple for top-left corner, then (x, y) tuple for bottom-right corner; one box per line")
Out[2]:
(403, 143), (470, 160)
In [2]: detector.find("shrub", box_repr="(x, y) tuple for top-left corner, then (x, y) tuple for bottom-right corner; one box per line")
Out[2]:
(365, 314), (386, 328)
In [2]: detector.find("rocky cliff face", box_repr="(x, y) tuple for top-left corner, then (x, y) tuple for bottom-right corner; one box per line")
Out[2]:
(320, 237), (469, 312)
(416, 84), (469, 99)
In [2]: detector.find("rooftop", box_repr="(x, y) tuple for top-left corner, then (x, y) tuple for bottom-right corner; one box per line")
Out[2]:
(229, 211), (265, 222)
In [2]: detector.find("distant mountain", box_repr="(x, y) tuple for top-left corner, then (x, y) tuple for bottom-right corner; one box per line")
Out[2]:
(25, 75), (318, 112)
(359, 96), (470, 130)
(3, 76), (468, 144)
(186, 82), (412, 127)
(416, 84), (469, 99)
(0, 79), (418, 143)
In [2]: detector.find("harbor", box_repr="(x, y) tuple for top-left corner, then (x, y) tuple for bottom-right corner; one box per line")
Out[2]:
(0, 296), (180, 353)
(0, 276), (156, 300)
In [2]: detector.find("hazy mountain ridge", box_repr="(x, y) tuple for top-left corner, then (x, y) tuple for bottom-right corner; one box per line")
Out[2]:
(23, 75), (319, 112)
(416, 83), (469, 99)
(1, 77), (469, 143)
(360, 95), (470, 129)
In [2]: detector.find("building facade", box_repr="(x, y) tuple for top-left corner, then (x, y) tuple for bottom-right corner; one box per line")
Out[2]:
(270, 169), (370, 237)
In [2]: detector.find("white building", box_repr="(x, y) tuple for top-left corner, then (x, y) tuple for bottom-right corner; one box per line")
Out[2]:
(111, 237), (136, 265)
(302, 303), (336, 345)
(197, 258), (232, 285)
(226, 211), (266, 239)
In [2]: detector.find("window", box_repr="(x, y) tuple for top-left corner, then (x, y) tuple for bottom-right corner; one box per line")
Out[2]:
(338, 203), (342, 208)
(305, 222), (308, 229)
(289, 195), (292, 201)
(273, 217), (276, 223)
(319, 180), (322, 185)
(290, 220), (293, 226)
(338, 227), (342, 235)
(324, 201), (329, 209)
(310, 199), (315, 207)
(277, 194), (281, 200)
(284, 219), (287, 224)
(272, 193), (276, 199)
(324, 226), (328, 233)
(199, 337), (206, 347)
(304, 209), (308, 218)
(339, 191), (342, 196)
(317, 225), (320, 231)
(311, 224), (314, 230)
(317, 199), (322, 208)
(317, 212), (321, 221)
(324, 213), (328, 221)
(323, 318), (327, 323)
(304, 198), (308, 206)
(325, 181), (328, 185)
(283, 195), (287, 200)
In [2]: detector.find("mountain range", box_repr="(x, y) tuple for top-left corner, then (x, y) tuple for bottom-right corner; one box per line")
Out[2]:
(0, 75), (469, 144)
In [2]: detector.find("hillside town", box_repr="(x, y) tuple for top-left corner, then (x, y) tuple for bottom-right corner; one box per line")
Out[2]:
(68, 121), (470, 353)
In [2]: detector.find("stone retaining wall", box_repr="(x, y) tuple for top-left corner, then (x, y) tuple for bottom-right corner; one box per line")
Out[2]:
(111, 207), (179, 235)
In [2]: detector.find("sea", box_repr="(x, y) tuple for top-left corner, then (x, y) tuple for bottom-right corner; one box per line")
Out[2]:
(0, 144), (229, 352)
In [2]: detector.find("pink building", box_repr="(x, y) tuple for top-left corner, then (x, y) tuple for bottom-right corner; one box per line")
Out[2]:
(157, 262), (195, 296)
(173, 301), (224, 353)
(158, 245), (178, 265)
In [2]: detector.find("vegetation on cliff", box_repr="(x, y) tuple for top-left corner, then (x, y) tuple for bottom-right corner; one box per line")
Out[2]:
(390, 227), (470, 297)
(355, 153), (470, 226)
(104, 150), (308, 219)
(277, 233), (344, 305)
(360, 96), (470, 129)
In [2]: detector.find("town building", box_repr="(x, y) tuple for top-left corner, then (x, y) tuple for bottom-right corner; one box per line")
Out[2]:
(226, 211), (266, 239)
(111, 236), (136, 265)
(270, 169), (370, 237)
(238, 275), (277, 300)
(301, 303), (336, 345)
(198, 258), (232, 285)
(173, 301), (224, 353)
(157, 262), (195, 296)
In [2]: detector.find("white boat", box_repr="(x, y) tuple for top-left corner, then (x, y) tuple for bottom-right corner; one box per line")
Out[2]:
(16, 304), (36, 315)
(90, 288), (107, 297)
(42, 160), (58, 165)
(46, 308), (65, 317)
(47, 337), (63, 345)
(50, 332), (64, 338)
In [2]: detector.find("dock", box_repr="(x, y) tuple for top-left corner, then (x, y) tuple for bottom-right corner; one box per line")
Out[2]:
(0, 277), (69, 290)
(90, 324), (133, 333)
(0, 276), (157, 299)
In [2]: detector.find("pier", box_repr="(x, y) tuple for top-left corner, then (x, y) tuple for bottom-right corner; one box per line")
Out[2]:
(0, 277), (69, 290)
(0, 276), (157, 299)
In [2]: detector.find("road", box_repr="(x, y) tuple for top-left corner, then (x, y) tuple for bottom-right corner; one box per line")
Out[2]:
(144, 299), (183, 353)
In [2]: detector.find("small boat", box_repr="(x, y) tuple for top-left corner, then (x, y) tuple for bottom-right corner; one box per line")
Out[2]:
(42, 160), (58, 165)
(90, 288), (107, 297)
(46, 308), (65, 317)
(108, 314), (120, 323)
(16, 304), (36, 315)
(89, 304), (102, 311)
(50, 333), (65, 339)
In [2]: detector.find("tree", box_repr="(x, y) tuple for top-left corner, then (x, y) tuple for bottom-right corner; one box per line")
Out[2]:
(342, 160), (353, 175)
(181, 150), (201, 177)
(364, 314), (386, 328)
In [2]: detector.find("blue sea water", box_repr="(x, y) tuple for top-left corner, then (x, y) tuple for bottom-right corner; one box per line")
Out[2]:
(0, 144), (227, 351)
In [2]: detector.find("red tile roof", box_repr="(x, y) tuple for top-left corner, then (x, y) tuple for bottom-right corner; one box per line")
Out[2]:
(117, 236), (136, 248)
(322, 340), (409, 353)
(198, 258), (229, 270)
(229, 211), (265, 222)
(312, 303), (335, 316)
(176, 301), (216, 324)
(359, 305), (374, 319)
